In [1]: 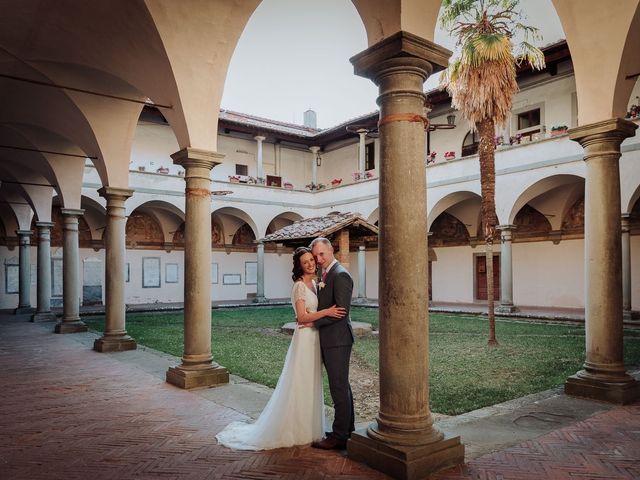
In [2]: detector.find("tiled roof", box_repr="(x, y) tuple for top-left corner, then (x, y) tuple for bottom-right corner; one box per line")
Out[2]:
(219, 109), (320, 137)
(261, 212), (378, 242)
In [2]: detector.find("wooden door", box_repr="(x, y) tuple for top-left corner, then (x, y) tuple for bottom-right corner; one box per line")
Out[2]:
(475, 255), (500, 300)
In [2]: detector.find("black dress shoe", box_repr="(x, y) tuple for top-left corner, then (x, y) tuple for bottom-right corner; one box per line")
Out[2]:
(311, 436), (347, 450)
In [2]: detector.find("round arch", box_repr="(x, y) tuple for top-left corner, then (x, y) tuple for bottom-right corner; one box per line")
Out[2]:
(508, 174), (585, 229)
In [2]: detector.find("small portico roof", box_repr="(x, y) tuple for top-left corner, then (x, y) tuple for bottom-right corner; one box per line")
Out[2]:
(260, 212), (378, 248)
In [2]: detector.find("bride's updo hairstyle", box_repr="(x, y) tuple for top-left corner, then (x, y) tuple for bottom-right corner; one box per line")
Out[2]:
(292, 246), (312, 282)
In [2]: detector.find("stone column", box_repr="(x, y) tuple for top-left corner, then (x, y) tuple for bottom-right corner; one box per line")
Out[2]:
(496, 225), (518, 313)
(167, 148), (229, 389)
(309, 145), (320, 186)
(254, 241), (266, 303)
(348, 32), (463, 479)
(94, 187), (137, 352)
(55, 209), (87, 333)
(565, 118), (639, 404)
(357, 129), (367, 178)
(32, 222), (56, 321)
(357, 245), (366, 299)
(14, 230), (35, 314)
(254, 135), (265, 181)
(621, 214), (632, 321)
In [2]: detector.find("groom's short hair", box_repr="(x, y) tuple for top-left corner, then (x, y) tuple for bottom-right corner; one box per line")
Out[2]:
(310, 237), (332, 250)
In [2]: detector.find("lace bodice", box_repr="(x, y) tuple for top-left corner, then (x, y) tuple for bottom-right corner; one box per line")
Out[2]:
(291, 280), (318, 315)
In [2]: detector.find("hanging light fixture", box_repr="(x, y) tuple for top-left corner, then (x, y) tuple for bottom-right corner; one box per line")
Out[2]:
(315, 152), (322, 167)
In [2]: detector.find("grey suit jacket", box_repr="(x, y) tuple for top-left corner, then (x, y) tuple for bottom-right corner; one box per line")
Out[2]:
(315, 262), (354, 348)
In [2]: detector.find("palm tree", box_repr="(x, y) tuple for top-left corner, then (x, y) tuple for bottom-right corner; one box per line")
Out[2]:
(440, 0), (544, 346)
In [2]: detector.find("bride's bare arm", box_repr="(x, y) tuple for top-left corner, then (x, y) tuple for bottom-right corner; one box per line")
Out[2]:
(294, 299), (345, 324)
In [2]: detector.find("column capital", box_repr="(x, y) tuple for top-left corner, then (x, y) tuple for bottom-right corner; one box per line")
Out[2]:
(35, 221), (55, 229)
(254, 135), (266, 142)
(359, 245), (366, 251)
(496, 224), (517, 231)
(171, 147), (224, 170)
(350, 31), (451, 82)
(569, 118), (638, 151)
(98, 186), (134, 201)
(60, 208), (84, 218)
(621, 214), (631, 232)
(309, 145), (321, 154)
(15, 229), (32, 237)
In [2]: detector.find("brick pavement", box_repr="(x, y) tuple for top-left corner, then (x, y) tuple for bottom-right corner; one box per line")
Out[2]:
(433, 402), (640, 479)
(0, 318), (387, 480)
(2, 316), (639, 480)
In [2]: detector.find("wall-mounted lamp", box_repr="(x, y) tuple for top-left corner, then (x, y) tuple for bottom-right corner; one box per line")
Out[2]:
(446, 113), (456, 126)
(315, 152), (322, 167)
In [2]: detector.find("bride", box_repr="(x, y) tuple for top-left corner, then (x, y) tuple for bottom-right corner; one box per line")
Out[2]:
(216, 246), (346, 450)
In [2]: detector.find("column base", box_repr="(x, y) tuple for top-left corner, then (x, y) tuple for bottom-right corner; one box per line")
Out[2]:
(166, 364), (229, 389)
(496, 304), (519, 314)
(31, 312), (57, 322)
(94, 335), (137, 352)
(252, 296), (269, 304)
(347, 428), (464, 480)
(14, 306), (36, 315)
(54, 320), (88, 334)
(623, 309), (633, 321)
(352, 297), (371, 305)
(565, 371), (640, 404)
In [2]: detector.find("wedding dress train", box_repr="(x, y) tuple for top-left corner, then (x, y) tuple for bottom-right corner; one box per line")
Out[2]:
(215, 281), (325, 450)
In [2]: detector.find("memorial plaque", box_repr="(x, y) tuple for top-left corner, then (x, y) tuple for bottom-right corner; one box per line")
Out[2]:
(83, 258), (102, 286)
(211, 263), (219, 284)
(223, 273), (241, 285)
(142, 257), (161, 288)
(5, 264), (18, 294)
(52, 258), (63, 297)
(245, 261), (257, 285)
(166, 263), (179, 283)
(83, 258), (103, 305)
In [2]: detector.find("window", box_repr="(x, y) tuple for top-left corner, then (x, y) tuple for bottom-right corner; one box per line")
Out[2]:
(515, 107), (541, 141)
(461, 130), (479, 157)
(365, 142), (375, 171)
(235, 164), (248, 176)
(517, 108), (540, 130)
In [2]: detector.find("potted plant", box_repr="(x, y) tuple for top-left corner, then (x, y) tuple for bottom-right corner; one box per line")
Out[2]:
(331, 178), (342, 187)
(229, 175), (241, 183)
(283, 181), (293, 190)
(444, 151), (456, 161)
(550, 125), (568, 137)
(426, 151), (437, 165)
(138, 165), (146, 172)
(156, 166), (169, 174)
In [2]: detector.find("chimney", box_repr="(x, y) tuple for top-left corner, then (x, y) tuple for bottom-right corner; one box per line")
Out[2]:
(303, 109), (317, 129)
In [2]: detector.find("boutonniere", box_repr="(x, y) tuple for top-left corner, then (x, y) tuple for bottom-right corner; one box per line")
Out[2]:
(317, 281), (326, 290)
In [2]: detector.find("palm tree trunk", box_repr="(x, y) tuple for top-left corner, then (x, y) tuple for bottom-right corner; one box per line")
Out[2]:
(477, 118), (498, 346)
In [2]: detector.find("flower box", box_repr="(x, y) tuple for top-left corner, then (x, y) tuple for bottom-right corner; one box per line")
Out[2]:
(156, 166), (169, 174)
(331, 178), (342, 187)
(550, 125), (568, 137)
(444, 151), (456, 161)
(283, 182), (293, 190)
(229, 175), (241, 183)
(137, 166), (146, 172)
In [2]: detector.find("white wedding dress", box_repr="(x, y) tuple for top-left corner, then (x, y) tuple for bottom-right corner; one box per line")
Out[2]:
(215, 280), (325, 450)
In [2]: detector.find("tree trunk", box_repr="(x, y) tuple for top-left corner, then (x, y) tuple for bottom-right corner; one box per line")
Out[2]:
(477, 118), (498, 346)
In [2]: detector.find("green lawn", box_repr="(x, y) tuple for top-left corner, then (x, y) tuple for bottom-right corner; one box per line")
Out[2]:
(84, 307), (640, 416)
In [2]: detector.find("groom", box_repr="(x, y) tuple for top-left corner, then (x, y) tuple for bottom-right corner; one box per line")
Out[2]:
(309, 237), (355, 450)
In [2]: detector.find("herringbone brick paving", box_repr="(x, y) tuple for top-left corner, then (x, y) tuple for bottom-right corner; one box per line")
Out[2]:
(433, 400), (640, 479)
(0, 319), (388, 479)
(2, 317), (639, 479)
